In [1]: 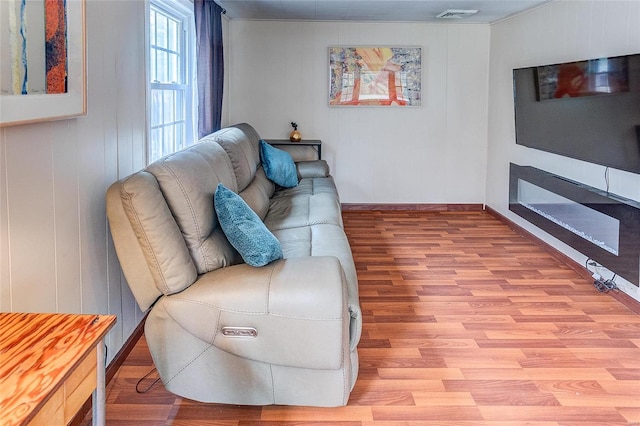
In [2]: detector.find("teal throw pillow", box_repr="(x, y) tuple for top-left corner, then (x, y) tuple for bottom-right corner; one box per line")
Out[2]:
(214, 184), (283, 267)
(259, 140), (298, 188)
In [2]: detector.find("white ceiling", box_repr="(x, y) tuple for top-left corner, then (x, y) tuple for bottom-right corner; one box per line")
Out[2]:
(215, 0), (552, 23)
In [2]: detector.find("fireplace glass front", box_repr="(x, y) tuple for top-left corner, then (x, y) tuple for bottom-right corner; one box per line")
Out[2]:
(517, 179), (620, 256)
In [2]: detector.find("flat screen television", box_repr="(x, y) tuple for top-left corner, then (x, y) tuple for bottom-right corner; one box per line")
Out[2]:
(513, 54), (640, 174)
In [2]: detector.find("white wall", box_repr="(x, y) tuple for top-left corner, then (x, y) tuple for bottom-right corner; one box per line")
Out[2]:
(226, 21), (490, 204)
(486, 0), (640, 302)
(0, 0), (146, 362)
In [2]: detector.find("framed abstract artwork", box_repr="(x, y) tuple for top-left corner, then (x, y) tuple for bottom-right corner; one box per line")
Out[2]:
(1, 0), (86, 127)
(329, 46), (421, 107)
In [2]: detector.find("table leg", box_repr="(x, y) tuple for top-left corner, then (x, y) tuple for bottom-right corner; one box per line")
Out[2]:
(92, 342), (106, 426)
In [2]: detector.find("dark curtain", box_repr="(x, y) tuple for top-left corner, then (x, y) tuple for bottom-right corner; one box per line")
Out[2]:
(194, 0), (224, 138)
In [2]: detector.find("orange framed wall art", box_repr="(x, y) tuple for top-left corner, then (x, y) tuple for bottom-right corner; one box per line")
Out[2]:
(329, 46), (421, 107)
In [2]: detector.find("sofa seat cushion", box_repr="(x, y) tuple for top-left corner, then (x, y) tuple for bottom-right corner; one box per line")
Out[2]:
(274, 224), (356, 287)
(273, 224), (361, 351)
(264, 176), (343, 231)
(264, 192), (343, 231)
(272, 176), (339, 199)
(159, 257), (348, 370)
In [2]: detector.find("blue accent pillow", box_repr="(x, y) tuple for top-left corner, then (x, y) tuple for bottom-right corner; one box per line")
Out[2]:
(214, 184), (283, 267)
(259, 140), (298, 188)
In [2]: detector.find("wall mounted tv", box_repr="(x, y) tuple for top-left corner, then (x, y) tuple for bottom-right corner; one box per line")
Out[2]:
(513, 53), (640, 174)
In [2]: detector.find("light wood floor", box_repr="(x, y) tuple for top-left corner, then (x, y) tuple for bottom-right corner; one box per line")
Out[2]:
(85, 210), (640, 425)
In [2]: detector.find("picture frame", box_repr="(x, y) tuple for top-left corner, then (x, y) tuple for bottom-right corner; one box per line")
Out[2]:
(329, 46), (421, 107)
(1, 0), (86, 127)
(535, 56), (629, 101)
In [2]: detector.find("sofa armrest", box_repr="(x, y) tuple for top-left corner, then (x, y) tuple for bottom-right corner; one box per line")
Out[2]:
(296, 160), (330, 178)
(160, 256), (350, 370)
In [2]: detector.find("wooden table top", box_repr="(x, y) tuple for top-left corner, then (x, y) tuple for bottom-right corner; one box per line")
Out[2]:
(0, 313), (116, 426)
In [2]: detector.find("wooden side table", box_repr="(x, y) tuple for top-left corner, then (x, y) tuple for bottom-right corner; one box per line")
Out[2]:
(0, 313), (116, 426)
(265, 139), (322, 160)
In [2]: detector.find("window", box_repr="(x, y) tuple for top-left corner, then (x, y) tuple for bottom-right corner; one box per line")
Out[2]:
(147, 0), (197, 163)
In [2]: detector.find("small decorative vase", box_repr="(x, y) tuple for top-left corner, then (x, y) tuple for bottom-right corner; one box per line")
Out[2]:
(289, 122), (302, 142)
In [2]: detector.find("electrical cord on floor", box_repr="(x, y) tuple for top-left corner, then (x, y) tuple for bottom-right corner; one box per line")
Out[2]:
(584, 258), (618, 293)
(586, 257), (618, 293)
(585, 258), (597, 271)
(594, 273), (618, 293)
(136, 367), (162, 394)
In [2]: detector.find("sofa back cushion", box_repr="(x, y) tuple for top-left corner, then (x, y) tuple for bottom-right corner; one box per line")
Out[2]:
(212, 124), (274, 220)
(107, 172), (199, 310)
(239, 167), (274, 220)
(214, 125), (261, 192)
(147, 141), (239, 274)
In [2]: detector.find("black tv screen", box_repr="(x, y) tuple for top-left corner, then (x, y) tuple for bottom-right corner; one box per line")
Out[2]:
(513, 54), (640, 174)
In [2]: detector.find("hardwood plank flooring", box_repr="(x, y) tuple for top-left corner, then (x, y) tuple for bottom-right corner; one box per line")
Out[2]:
(83, 211), (640, 425)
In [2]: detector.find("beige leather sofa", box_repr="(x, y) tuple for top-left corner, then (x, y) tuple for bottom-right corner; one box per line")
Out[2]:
(106, 123), (361, 406)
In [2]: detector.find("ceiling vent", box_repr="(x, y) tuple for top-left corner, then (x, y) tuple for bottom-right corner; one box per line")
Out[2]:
(436, 9), (479, 19)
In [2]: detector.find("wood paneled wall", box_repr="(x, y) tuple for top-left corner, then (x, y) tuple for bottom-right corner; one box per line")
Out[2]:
(0, 0), (147, 363)
(486, 0), (640, 303)
(226, 21), (491, 205)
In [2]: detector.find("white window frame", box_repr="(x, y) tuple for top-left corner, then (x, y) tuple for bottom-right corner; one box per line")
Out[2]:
(146, 0), (197, 164)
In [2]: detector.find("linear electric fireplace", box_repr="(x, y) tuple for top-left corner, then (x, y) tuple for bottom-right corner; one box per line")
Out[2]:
(509, 163), (640, 286)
